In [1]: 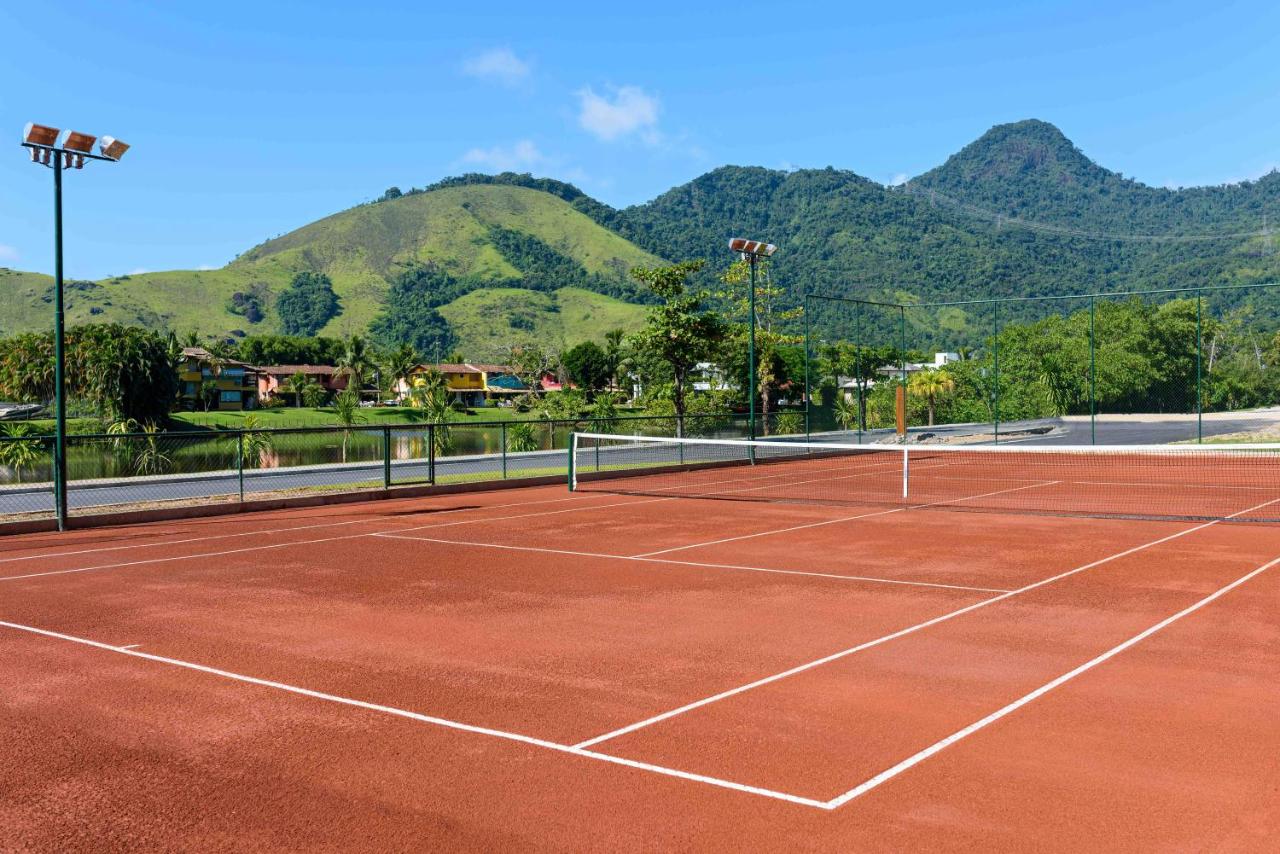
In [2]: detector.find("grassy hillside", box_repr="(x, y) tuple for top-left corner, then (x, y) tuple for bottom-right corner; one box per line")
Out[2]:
(0, 184), (663, 350)
(437, 286), (645, 359)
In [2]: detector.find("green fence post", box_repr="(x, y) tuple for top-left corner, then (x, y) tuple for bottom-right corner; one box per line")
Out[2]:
(855, 300), (863, 443)
(1089, 296), (1096, 445)
(993, 300), (1001, 444)
(803, 294), (812, 441)
(236, 431), (245, 502)
(1196, 294), (1203, 443)
(501, 422), (508, 478)
(382, 427), (391, 489)
(428, 424), (436, 484)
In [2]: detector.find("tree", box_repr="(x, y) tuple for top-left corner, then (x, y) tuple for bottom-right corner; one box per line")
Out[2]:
(0, 423), (47, 484)
(719, 257), (803, 435)
(337, 335), (375, 396)
(561, 341), (610, 400)
(631, 261), (726, 435)
(276, 271), (340, 336)
(381, 344), (418, 401)
(505, 342), (552, 401)
(284, 373), (313, 408)
(409, 369), (453, 453)
(0, 324), (177, 426)
(603, 328), (625, 391)
(331, 388), (364, 462)
(908, 369), (956, 427)
(368, 264), (456, 354)
(819, 343), (900, 432)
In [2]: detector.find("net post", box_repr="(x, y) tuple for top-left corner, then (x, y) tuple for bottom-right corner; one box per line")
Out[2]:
(899, 305), (907, 443)
(567, 432), (577, 491)
(902, 443), (909, 500)
(382, 426), (391, 489)
(1196, 294), (1203, 443)
(501, 422), (508, 479)
(236, 431), (245, 502)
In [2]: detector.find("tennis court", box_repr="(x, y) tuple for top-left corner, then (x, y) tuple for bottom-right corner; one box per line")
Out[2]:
(2, 436), (1278, 850)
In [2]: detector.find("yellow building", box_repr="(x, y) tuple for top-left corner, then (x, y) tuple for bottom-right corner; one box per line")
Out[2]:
(399, 363), (525, 406)
(177, 347), (259, 411)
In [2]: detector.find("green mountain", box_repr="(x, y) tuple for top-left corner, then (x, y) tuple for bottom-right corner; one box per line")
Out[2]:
(0, 184), (659, 354)
(4, 119), (1279, 355)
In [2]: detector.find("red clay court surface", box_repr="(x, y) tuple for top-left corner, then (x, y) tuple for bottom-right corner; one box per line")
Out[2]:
(2, 467), (1279, 850)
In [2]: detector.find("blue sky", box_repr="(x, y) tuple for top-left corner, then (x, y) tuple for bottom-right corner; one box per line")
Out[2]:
(2, 0), (1279, 280)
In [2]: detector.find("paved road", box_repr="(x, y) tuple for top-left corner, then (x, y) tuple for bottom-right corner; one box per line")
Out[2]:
(4, 411), (1279, 518)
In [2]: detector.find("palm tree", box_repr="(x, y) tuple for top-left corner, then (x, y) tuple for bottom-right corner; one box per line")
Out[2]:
(0, 423), (47, 484)
(338, 335), (374, 401)
(284, 372), (312, 408)
(240, 413), (274, 468)
(908, 369), (956, 427)
(382, 344), (418, 403)
(331, 389), (364, 462)
(410, 370), (453, 454)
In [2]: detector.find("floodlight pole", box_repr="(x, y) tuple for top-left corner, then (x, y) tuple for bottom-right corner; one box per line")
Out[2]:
(747, 255), (758, 441)
(22, 134), (123, 531)
(730, 239), (776, 444)
(52, 153), (67, 528)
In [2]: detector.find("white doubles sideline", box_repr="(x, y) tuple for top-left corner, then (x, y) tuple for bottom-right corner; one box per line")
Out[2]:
(3, 547), (1275, 811)
(0, 618), (826, 809)
(571, 495), (1280, 748)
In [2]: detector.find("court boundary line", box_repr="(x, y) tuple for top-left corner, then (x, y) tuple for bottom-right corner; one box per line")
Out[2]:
(0, 618), (827, 810)
(631, 479), (1059, 558)
(372, 533), (1012, 594)
(824, 551), (1280, 807)
(0, 492), (605, 566)
(0, 494), (675, 584)
(571, 495), (1280, 748)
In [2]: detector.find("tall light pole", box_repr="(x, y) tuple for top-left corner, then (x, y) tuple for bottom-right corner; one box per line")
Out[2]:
(21, 123), (130, 530)
(729, 238), (776, 442)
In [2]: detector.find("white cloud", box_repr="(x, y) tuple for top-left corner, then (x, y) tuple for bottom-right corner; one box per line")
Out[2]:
(198, 264), (217, 271)
(0, 244), (18, 263)
(462, 48), (531, 86)
(127, 268), (149, 275)
(460, 139), (543, 172)
(888, 173), (910, 187)
(576, 85), (660, 142)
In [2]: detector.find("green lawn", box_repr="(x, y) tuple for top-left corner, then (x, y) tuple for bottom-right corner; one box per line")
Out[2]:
(170, 405), (531, 430)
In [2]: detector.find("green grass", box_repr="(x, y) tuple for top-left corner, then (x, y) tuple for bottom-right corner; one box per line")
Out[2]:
(0, 184), (663, 351)
(438, 286), (646, 357)
(169, 405), (532, 430)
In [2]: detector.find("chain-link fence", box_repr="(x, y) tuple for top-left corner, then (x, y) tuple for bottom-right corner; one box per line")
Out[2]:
(807, 282), (1280, 446)
(805, 295), (907, 443)
(0, 413), (761, 524)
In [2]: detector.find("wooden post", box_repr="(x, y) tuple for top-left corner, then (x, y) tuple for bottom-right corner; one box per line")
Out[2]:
(895, 385), (906, 439)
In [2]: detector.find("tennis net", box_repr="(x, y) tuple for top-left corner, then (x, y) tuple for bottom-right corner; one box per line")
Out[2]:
(569, 432), (1280, 523)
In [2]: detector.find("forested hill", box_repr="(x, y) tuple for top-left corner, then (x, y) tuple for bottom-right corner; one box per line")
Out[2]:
(2, 119), (1279, 352)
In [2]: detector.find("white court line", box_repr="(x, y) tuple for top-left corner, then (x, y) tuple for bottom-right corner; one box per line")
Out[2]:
(0, 492), (602, 565)
(824, 551), (1280, 808)
(572, 495), (1280, 749)
(0, 494), (669, 584)
(372, 533), (1012, 594)
(0, 619), (826, 810)
(632, 479), (1058, 558)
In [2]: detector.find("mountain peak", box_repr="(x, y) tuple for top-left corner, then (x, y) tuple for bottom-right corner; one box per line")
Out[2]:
(913, 119), (1106, 191)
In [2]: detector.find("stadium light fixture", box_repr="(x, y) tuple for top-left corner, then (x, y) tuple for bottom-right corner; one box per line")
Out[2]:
(19, 122), (129, 530)
(728, 237), (778, 443)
